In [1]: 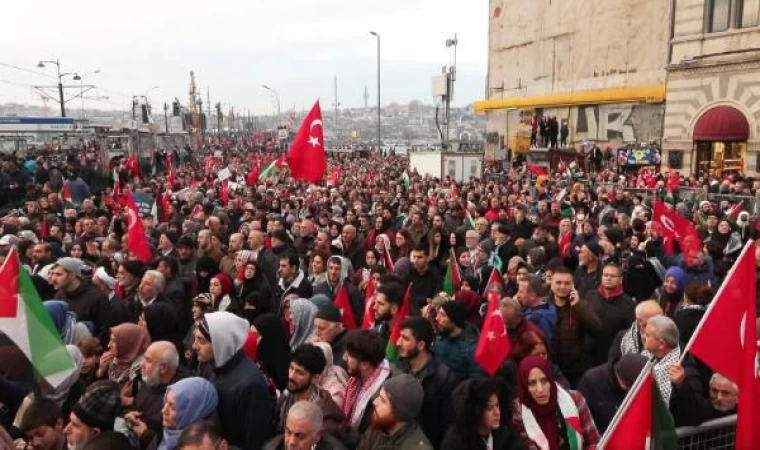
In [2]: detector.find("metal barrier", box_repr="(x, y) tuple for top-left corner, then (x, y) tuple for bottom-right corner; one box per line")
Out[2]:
(675, 414), (736, 450)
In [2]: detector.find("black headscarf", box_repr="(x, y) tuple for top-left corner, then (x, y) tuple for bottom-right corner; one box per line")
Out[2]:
(195, 256), (220, 294)
(252, 314), (291, 392)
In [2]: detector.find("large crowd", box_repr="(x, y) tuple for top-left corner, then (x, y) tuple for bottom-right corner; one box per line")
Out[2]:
(0, 135), (758, 450)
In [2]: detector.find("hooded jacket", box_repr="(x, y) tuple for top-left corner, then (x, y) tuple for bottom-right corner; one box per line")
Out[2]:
(55, 279), (109, 345)
(205, 312), (273, 449)
(434, 324), (483, 381)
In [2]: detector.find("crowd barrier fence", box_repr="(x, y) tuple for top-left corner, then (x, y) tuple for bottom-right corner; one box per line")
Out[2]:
(675, 414), (736, 450)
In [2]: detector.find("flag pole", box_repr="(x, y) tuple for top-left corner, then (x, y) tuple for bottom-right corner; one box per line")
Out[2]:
(678, 239), (755, 363)
(598, 359), (656, 449)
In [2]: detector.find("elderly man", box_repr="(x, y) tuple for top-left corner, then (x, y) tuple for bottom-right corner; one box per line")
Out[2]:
(124, 341), (188, 449)
(249, 230), (278, 289)
(133, 270), (167, 319)
(608, 300), (664, 361)
(670, 367), (736, 426)
(264, 401), (347, 450)
(64, 382), (121, 450)
(641, 315), (684, 405)
(49, 257), (109, 344)
(220, 233), (244, 278)
(340, 224), (364, 271)
(313, 303), (348, 370)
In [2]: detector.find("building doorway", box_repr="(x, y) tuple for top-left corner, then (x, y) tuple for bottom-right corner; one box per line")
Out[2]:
(692, 106), (749, 177)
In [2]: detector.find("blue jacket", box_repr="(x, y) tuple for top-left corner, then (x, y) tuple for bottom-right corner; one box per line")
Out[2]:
(523, 301), (558, 343)
(435, 324), (483, 381)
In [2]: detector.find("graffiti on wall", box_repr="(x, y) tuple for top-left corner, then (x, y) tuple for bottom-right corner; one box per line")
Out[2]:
(544, 103), (664, 145)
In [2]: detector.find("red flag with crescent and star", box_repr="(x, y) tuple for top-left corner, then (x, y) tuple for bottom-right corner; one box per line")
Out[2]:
(124, 188), (153, 264)
(286, 101), (326, 183)
(474, 290), (510, 375)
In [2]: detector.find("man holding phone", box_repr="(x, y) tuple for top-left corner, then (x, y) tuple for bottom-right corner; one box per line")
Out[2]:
(549, 266), (602, 387)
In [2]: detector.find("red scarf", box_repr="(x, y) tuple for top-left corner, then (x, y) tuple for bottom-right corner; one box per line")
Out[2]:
(598, 284), (624, 299)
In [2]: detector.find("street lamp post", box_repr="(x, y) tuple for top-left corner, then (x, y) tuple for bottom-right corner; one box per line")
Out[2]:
(262, 85), (281, 126)
(78, 69), (100, 119)
(38, 59), (81, 117)
(445, 34), (458, 144)
(369, 31), (381, 153)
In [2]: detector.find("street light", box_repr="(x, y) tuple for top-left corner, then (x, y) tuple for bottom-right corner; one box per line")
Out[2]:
(262, 85), (281, 126)
(369, 31), (381, 153)
(444, 34), (458, 143)
(78, 69), (101, 119)
(38, 59), (78, 117)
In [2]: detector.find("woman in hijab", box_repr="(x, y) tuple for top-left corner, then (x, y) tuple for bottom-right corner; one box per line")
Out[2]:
(250, 314), (291, 392)
(194, 256), (220, 296)
(313, 341), (348, 407)
(97, 323), (152, 400)
(148, 377), (218, 450)
(209, 273), (235, 312)
(43, 300), (91, 345)
(287, 298), (317, 350)
(237, 260), (272, 305)
(440, 377), (526, 450)
(12, 345), (85, 432)
(656, 266), (686, 317)
(511, 355), (600, 450)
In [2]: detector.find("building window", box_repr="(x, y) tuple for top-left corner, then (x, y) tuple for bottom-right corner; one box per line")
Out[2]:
(708, 0), (731, 32)
(740, 0), (760, 27)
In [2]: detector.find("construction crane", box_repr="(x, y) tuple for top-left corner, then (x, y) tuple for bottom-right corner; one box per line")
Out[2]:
(189, 71), (200, 149)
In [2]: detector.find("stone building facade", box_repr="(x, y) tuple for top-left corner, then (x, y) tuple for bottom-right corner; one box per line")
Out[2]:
(476, 0), (670, 159)
(663, 0), (760, 176)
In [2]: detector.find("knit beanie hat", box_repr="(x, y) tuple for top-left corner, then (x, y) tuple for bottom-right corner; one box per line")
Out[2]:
(72, 382), (121, 431)
(315, 303), (342, 323)
(441, 301), (467, 329)
(615, 353), (649, 388)
(121, 260), (147, 279)
(383, 374), (424, 423)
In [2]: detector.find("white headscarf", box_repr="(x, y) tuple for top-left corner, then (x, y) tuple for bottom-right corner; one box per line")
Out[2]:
(204, 312), (250, 368)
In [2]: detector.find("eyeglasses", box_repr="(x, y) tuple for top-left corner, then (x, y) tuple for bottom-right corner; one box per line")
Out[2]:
(602, 273), (620, 278)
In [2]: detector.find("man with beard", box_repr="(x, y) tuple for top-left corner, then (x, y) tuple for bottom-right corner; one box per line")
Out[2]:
(314, 256), (363, 326)
(313, 303), (348, 370)
(358, 374), (432, 449)
(177, 235), (198, 294)
(274, 344), (344, 434)
(264, 401), (347, 450)
(407, 244), (442, 315)
(64, 382), (121, 450)
(341, 330), (391, 436)
(434, 301), (482, 381)
(124, 341), (187, 449)
(395, 317), (458, 448)
(372, 281), (405, 342)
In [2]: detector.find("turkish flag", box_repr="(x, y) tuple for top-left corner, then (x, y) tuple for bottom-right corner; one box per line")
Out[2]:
(652, 201), (701, 263)
(286, 101), (326, 182)
(220, 180), (229, 206)
(166, 154), (176, 187)
(125, 155), (140, 179)
(474, 291), (510, 375)
(361, 279), (376, 330)
(333, 285), (357, 330)
(124, 188), (153, 264)
(686, 241), (760, 450)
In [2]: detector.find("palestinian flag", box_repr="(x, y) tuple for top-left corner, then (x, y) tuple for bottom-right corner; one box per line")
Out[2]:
(600, 366), (677, 450)
(443, 249), (461, 296)
(400, 170), (410, 192)
(333, 284), (357, 330)
(258, 156), (285, 181)
(0, 249), (75, 388)
(481, 267), (502, 298)
(386, 284), (411, 361)
(61, 180), (74, 210)
(461, 200), (475, 229)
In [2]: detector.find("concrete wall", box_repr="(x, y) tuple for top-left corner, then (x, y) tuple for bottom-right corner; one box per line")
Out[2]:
(487, 0), (669, 97)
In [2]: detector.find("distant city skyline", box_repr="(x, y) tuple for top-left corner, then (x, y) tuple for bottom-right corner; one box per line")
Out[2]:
(0, 0), (488, 116)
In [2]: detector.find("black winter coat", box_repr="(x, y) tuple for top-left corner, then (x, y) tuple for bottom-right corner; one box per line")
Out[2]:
(213, 351), (274, 450)
(396, 357), (459, 449)
(407, 267), (443, 315)
(583, 290), (635, 366)
(55, 280), (109, 345)
(576, 358), (627, 434)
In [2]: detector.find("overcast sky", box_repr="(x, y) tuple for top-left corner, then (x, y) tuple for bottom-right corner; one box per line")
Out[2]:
(0, 0), (488, 115)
